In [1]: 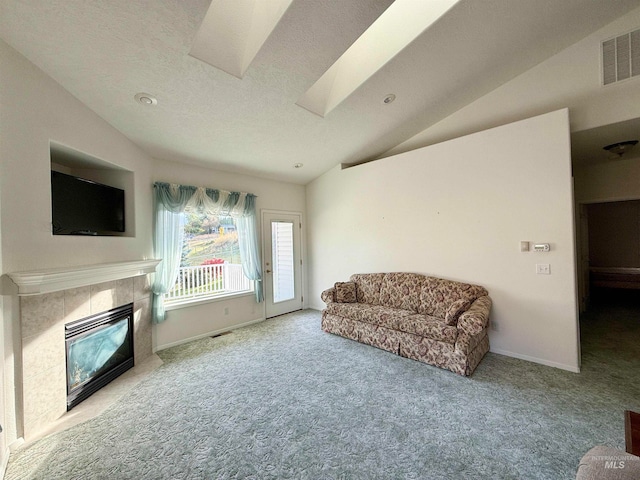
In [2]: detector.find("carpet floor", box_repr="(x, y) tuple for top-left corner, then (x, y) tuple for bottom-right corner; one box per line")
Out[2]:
(5, 296), (640, 479)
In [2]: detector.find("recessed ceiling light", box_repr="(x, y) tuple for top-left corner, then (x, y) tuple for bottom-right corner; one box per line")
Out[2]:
(383, 94), (396, 104)
(134, 93), (157, 106)
(294, 163), (304, 168)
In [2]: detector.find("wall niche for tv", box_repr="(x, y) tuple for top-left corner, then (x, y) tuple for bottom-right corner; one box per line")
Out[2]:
(50, 142), (135, 237)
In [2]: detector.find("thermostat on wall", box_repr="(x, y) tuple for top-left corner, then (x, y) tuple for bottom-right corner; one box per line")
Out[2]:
(533, 243), (550, 252)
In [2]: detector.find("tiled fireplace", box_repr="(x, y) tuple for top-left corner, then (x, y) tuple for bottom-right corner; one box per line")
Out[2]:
(10, 260), (159, 440)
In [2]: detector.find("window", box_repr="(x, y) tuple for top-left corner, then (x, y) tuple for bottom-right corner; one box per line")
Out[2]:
(164, 207), (253, 304)
(271, 221), (295, 303)
(151, 183), (262, 323)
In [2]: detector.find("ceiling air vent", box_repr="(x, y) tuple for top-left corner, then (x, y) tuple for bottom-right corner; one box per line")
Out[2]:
(602, 28), (640, 85)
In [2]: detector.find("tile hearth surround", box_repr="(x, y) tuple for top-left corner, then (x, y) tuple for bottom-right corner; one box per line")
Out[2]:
(20, 275), (154, 440)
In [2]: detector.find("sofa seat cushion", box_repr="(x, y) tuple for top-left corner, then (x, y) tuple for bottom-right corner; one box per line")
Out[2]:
(379, 273), (425, 312)
(397, 314), (458, 344)
(326, 303), (372, 322)
(361, 305), (413, 329)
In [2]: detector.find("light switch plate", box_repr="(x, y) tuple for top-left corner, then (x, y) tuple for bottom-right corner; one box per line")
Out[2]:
(536, 264), (550, 275)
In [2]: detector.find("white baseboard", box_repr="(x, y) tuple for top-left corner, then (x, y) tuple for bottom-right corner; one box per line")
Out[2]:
(490, 348), (580, 373)
(1, 437), (25, 475)
(155, 317), (266, 351)
(8, 438), (24, 452)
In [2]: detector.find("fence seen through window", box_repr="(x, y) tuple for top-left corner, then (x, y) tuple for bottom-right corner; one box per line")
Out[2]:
(165, 208), (252, 303)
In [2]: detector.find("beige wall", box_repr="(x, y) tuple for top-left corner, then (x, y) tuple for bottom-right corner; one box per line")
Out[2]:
(382, 6), (640, 159)
(574, 156), (640, 204)
(306, 110), (580, 372)
(151, 159), (307, 349)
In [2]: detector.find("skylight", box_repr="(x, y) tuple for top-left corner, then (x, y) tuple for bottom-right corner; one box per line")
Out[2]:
(189, 0), (294, 79)
(296, 0), (459, 117)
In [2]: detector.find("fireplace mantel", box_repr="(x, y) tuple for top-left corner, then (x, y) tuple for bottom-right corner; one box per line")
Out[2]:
(16, 260), (157, 440)
(7, 259), (160, 296)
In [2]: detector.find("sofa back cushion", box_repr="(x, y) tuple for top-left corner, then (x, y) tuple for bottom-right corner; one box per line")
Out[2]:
(419, 277), (488, 320)
(379, 273), (425, 313)
(350, 273), (386, 305)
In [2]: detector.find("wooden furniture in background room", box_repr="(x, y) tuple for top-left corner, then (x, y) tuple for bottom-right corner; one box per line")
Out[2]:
(590, 267), (640, 290)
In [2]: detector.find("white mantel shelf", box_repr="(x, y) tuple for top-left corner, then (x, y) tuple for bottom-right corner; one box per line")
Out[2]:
(7, 259), (160, 296)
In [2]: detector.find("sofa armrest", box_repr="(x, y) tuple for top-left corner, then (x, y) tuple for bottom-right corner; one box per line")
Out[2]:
(457, 295), (492, 336)
(321, 287), (336, 305)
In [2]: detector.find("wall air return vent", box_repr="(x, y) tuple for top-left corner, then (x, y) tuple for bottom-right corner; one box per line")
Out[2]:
(602, 28), (640, 85)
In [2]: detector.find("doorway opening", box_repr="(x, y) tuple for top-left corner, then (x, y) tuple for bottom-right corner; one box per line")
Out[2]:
(576, 199), (640, 373)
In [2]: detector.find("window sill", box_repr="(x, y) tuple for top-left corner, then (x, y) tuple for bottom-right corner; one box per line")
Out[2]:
(164, 291), (255, 311)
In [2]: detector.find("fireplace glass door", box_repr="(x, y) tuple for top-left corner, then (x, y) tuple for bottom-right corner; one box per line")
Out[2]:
(65, 303), (134, 410)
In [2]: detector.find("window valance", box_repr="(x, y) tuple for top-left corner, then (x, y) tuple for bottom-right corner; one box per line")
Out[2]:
(151, 182), (263, 323)
(153, 182), (257, 218)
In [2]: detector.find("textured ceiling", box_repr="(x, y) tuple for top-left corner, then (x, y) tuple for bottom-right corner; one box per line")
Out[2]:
(1, 0), (640, 184)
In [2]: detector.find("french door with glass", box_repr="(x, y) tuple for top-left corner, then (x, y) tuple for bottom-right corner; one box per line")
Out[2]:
(262, 211), (303, 318)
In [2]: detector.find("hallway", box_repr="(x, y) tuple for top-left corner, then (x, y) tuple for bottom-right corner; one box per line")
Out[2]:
(580, 288), (640, 374)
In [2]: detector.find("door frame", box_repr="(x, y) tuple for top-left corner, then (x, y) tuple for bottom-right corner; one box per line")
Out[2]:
(577, 195), (640, 310)
(574, 194), (640, 369)
(576, 203), (589, 314)
(261, 209), (305, 318)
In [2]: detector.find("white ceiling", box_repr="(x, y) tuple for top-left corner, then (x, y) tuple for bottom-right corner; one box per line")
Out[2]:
(1, 0), (639, 184)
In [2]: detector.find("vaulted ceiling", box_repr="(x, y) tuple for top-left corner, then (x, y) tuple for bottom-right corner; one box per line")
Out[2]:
(1, 0), (639, 184)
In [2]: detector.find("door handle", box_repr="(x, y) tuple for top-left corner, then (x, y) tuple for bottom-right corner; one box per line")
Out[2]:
(265, 269), (272, 274)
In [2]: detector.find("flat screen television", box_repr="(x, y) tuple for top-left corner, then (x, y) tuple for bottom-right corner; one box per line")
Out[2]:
(51, 171), (125, 236)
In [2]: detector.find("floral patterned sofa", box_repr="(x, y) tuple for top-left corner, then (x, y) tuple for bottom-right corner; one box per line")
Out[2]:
(320, 273), (492, 376)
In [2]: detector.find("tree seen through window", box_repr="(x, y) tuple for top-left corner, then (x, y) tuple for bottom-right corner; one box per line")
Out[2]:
(165, 207), (251, 303)
(181, 209), (241, 266)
